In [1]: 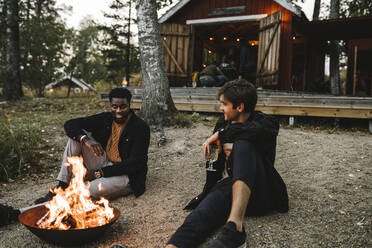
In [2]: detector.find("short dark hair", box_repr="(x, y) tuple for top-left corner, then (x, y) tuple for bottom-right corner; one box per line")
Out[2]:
(109, 87), (132, 102)
(218, 79), (257, 113)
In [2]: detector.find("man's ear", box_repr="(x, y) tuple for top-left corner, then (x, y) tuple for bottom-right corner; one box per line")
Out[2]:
(237, 103), (245, 113)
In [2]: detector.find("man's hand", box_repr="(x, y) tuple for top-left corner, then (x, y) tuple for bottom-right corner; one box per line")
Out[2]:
(84, 170), (96, 181)
(223, 143), (233, 159)
(202, 132), (221, 156)
(83, 139), (104, 158)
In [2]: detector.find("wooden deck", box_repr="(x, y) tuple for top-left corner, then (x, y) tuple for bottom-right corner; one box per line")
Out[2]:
(123, 87), (372, 119)
(103, 87), (372, 132)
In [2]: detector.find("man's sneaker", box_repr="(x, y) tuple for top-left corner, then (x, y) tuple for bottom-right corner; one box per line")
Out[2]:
(34, 181), (68, 204)
(34, 191), (55, 204)
(110, 245), (127, 248)
(207, 221), (246, 248)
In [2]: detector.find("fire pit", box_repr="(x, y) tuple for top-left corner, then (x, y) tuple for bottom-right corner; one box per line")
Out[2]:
(18, 156), (121, 245)
(19, 205), (120, 245)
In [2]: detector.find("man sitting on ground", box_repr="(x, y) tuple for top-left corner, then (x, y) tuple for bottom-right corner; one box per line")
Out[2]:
(166, 79), (288, 248)
(35, 87), (150, 203)
(199, 63), (228, 87)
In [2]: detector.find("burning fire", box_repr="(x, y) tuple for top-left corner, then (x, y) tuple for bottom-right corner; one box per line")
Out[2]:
(37, 156), (114, 230)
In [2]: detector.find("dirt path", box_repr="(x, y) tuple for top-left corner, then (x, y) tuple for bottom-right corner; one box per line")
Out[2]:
(0, 122), (371, 248)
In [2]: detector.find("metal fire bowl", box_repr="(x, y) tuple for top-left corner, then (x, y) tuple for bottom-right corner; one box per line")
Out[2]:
(19, 205), (120, 246)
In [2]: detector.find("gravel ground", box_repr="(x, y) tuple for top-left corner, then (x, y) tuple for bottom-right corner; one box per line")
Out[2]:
(0, 119), (371, 248)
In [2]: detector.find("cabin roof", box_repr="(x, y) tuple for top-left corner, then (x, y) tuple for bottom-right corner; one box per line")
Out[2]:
(159, 0), (302, 24)
(45, 76), (96, 91)
(303, 15), (372, 40)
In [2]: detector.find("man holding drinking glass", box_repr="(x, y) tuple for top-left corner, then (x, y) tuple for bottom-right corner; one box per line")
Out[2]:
(166, 79), (288, 248)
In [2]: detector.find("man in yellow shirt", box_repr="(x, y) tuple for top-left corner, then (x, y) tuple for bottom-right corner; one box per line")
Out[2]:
(35, 87), (150, 203)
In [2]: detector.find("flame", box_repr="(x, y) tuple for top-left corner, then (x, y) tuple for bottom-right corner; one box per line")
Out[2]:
(37, 156), (114, 230)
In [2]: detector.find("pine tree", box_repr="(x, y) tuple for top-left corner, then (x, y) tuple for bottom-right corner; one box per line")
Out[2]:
(4, 0), (22, 100)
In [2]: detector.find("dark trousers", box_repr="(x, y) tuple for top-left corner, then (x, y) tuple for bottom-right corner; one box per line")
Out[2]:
(168, 140), (283, 247)
(168, 178), (233, 248)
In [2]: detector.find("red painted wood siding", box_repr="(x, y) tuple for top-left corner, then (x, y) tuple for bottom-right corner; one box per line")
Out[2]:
(167, 0), (290, 24)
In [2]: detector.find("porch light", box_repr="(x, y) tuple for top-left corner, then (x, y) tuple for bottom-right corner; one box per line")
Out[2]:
(223, 37), (227, 40)
(236, 38), (240, 42)
(203, 64), (206, 67)
(292, 36), (296, 40)
(122, 77), (128, 87)
(209, 37), (214, 41)
(208, 50), (212, 54)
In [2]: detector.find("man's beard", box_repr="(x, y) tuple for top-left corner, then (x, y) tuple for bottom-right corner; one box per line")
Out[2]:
(113, 112), (130, 124)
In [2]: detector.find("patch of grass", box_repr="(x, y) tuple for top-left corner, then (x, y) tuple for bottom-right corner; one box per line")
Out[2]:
(278, 116), (370, 134)
(168, 112), (193, 127)
(0, 116), (42, 181)
(166, 111), (221, 128)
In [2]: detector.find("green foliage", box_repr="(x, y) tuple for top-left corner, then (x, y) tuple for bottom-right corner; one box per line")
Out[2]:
(0, 116), (42, 181)
(19, 0), (68, 97)
(100, 0), (141, 85)
(0, 1), (6, 89)
(340, 0), (372, 17)
(66, 18), (107, 85)
(156, 0), (174, 9)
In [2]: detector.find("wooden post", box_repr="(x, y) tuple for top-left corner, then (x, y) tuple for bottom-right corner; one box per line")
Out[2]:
(352, 45), (358, 96)
(188, 25), (195, 84)
(302, 39), (309, 91)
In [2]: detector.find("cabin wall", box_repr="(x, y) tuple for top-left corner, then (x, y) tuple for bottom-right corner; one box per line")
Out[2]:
(347, 38), (372, 95)
(165, 0), (294, 90)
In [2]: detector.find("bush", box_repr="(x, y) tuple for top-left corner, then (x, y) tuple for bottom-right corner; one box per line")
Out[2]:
(0, 116), (42, 181)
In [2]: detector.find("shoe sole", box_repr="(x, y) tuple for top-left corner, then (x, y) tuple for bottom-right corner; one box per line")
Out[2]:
(238, 243), (247, 248)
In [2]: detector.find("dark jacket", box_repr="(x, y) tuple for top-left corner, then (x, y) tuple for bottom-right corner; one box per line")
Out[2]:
(185, 111), (288, 213)
(220, 111), (289, 213)
(64, 110), (150, 197)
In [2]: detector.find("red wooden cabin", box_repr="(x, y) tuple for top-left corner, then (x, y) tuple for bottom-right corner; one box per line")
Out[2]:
(158, 0), (307, 90)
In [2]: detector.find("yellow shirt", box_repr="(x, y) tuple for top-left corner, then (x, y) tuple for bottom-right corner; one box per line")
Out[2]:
(106, 117), (130, 163)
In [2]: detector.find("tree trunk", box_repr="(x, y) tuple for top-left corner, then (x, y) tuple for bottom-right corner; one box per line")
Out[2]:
(312, 0), (321, 20)
(329, 0), (341, 95)
(136, 0), (176, 126)
(125, 0), (131, 85)
(4, 0), (21, 100)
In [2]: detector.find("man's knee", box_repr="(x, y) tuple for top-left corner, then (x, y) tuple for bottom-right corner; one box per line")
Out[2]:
(64, 138), (83, 157)
(232, 179), (251, 191)
(89, 176), (131, 200)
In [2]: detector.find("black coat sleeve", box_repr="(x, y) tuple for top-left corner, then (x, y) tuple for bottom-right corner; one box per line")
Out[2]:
(64, 113), (107, 141)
